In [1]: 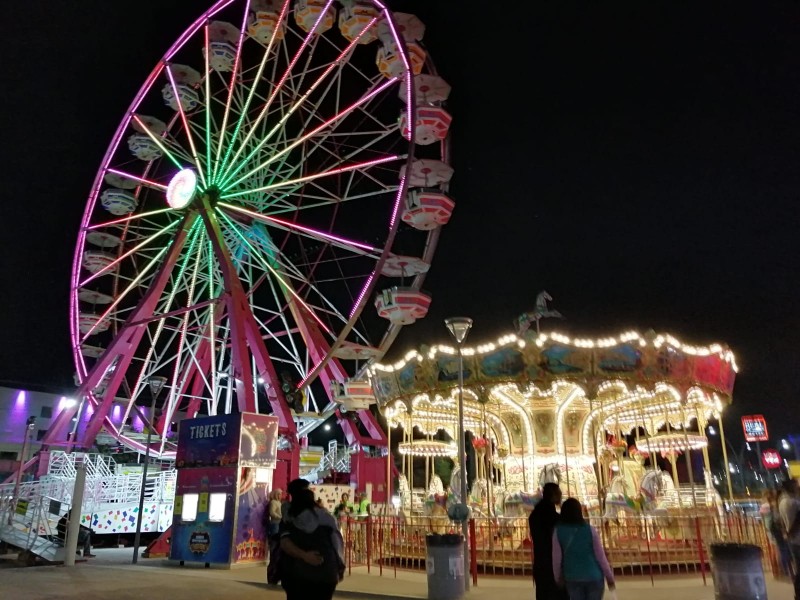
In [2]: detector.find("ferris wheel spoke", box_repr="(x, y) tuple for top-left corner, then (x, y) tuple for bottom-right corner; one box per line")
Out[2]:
(215, 209), (336, 338)
(221, 76), (397, 190)
(86, 207), (176, 231)
(131, 115), (186, 171)
(214, 0), (292, 185)
(79, 221), (203, 343)
(104, 168), (168, 192)
(217, 23), (384, 189)
(211, 0), (261, 185)
(79, 219), (181, 287)
(220, 154), (400, 198)
(218, 202), (379, 257)
(165, 65), (209, 187)
(215, 2), (326, 185)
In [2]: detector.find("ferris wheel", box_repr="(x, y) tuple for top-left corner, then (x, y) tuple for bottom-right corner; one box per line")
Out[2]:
(44, 0), (455, 459)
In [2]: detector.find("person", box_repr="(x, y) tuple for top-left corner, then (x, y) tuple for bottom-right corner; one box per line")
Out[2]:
(265, 488), (284, 585)
(269, 479), (311, 585)
(56, 508), (95, 558)
(279, 488), (345, 600)
(762, 488), (792, 578)
(333, 492), (353, 521)
(779, 478), (800, 597)
(552, 498), (615, 600)
(354, 492), (371, 518)
(529, 482), (567, 600)
(281, 478), (311, 521)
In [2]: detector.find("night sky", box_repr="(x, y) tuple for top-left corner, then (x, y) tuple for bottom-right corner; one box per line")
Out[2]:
(2, 2), (799, 446)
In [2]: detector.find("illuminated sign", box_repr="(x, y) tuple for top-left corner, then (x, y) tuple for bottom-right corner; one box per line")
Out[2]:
(762, 449), (782, 470)
(741, 415), (769, 442)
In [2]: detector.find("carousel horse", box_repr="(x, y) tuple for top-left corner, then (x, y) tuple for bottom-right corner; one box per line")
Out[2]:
(639, 469), (678, 511)
(427, 474), (445, 499)
(538, 462), (562, 487)
(603, 474), (641, 519)
(470, 478), (491, 516)
(397, 474), (412, 512)
(515, 291), (564, 334)
(448, 462), (463, 504)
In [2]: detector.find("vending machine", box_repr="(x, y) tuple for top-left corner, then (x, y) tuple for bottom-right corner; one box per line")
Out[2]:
(169, 412), (278, 567)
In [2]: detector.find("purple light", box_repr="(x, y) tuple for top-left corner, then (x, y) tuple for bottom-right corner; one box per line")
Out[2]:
(112, 404), (122, 421)
(14, 390), (26, 407)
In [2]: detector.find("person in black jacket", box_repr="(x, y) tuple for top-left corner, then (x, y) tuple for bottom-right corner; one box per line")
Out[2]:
(56, 508), (95, 558)
(529, 482), (566, 600)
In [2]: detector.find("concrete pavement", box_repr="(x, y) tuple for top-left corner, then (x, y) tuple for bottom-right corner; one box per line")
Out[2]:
(0, 547), (792, 600)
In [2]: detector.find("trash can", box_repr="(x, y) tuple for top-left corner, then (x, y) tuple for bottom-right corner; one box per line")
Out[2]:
(425, 534), (465, 600)
(710, 543), (767, 600)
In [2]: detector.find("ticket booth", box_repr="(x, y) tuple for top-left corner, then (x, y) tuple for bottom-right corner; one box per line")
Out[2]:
(169, 412), (278, 567)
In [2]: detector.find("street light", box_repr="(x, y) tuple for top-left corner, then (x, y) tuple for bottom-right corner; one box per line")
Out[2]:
(9, 416), (36, 524)
(132, 375), (167, 564)
(445, 316), (472, 591)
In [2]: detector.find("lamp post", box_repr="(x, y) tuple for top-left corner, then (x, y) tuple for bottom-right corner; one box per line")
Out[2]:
(9, 416), (36, 524)
(445, 316), (472, 591)
(132, 375), (167, 564)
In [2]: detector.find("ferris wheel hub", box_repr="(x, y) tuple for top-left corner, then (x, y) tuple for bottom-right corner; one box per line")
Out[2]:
(166, 168), (198, 209)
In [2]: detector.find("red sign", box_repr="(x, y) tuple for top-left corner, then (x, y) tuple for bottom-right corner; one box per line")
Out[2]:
(742, 415), (769, 442)
(762, 449), (782, 470)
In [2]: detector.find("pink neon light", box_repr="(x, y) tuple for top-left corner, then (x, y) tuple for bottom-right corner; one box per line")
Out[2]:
(106, 168), (167, 191)
(220, 203), (377, 252)
(224, 17), (393, 188)
(165, 0), (236, 62)
(215, 0), (321, 185)
(222, 154), (400, 197)
(389, 174), (407, 230)
(85, 207), (174, 230)
(165, 66), (206, 185)
(350, 273), (374, 320)
(212, 0), (252, 183)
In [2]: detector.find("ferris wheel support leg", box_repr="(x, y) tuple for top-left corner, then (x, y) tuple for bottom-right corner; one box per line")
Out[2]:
(51, 213), (198, 451)
(287, 300), (387, 447)
(200, 203), (295, 430)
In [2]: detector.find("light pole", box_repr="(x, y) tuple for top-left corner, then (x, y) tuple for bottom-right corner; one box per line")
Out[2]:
(9, 416), (36, 524)
(445, 316), (472, 591)
(132, 375), (167, 564)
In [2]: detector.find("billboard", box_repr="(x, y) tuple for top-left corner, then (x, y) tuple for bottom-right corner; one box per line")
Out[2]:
(741, 415), (769, 442)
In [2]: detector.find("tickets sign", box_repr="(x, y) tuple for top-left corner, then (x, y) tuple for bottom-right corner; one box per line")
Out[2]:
(741, 415), (769, 442)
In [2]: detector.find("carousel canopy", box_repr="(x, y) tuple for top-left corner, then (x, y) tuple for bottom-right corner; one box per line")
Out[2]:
(370, 329), (736, 459)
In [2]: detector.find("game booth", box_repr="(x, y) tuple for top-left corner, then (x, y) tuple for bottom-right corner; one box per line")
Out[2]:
(169, 412), (278, 567)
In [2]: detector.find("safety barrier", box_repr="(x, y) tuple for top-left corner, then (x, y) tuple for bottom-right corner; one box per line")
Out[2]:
(337, 511), (773, 585)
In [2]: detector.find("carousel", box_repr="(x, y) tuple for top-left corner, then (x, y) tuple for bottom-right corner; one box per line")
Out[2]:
(370, 323), (738, 538)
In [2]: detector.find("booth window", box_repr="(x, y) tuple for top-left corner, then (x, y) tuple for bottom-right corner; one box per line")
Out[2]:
(182, 493), (199, 521)
(208, 493), (226, 522)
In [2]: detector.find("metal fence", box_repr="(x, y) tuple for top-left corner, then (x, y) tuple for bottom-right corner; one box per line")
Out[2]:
(337, 511), (778, 585)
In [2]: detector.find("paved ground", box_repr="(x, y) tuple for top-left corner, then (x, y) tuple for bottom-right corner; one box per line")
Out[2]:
(0, 547), (790, 600)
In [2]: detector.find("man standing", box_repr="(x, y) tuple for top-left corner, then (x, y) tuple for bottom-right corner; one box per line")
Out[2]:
(779, 478), (800, 599)
(529, 482), (566, 600)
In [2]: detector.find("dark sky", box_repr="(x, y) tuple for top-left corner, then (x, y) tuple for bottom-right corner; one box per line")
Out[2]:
(2, 2), (799, 445)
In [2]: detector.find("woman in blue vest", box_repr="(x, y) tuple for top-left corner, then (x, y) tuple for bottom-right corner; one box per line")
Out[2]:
(552, 498), (615, 600)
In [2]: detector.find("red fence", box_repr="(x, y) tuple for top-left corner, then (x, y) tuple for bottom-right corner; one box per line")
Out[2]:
(338, 511), (781, 585)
